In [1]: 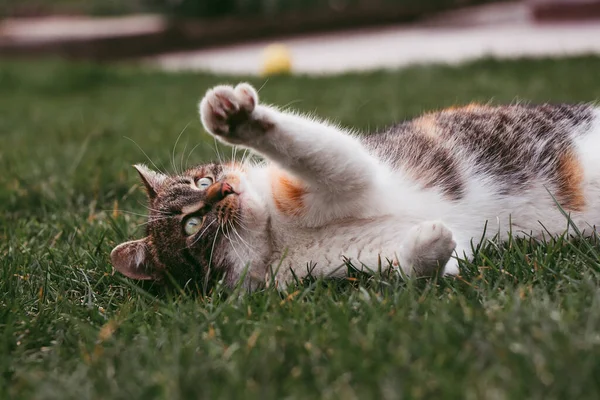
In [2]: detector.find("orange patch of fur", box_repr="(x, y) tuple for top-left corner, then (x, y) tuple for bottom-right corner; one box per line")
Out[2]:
(557, 151), (586, 211)
(446, 103), (489, 113)
(223, 173), (241, 188)
(413, 114), (439, 139)
(204, 182), (224, 204)
(270, 168), (306, 217)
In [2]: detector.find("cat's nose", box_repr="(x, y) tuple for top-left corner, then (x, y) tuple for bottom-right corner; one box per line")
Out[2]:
(205, 181), (235, 204)
(221, 182), (234, 197)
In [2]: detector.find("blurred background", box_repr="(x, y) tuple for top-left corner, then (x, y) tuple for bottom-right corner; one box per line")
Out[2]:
(3, 4), (600, 399)
(1, 0), (503, 17)
(1, 0), (599, 75)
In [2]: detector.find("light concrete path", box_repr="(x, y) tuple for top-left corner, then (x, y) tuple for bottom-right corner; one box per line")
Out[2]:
(150, 4), (600, 75)
(0, 15), (164, 43)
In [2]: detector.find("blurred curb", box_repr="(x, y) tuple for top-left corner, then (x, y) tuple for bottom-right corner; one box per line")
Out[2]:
(528, 0), (600, 22)
(0, 5), (433, 61)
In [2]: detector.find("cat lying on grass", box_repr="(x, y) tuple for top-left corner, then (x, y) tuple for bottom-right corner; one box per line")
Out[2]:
(111, 83), (600, 291)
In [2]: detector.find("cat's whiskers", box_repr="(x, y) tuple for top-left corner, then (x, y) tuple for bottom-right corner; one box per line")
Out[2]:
(221, 222), (233, 241)
(140, 204), (170, 215)
(213, 137), (225, 165)
(102, 208), (172, 230)
(219, 209), (257, 235)
(146, 210), (171, 218)
(171, 122), (191, 176)
(184, 142), (203, 170)
(112, 209), (170, 221)
(189, 218), (217, 248)
(281, 99), (303, 111)
(240, 148), (255, 169)
(205, 224), (221, 292)
(105, 209), (150, 218)
(123, 136), (168, 176)
(179, 139), (189, 175)
(225, 220), (239, 240)
(222, 222), (246, 266)
(230, 214), (260, 234)
(257, 78), (269, 94)
(232, 145), (239, 164)
(228, 214), (246, 230)
(136, 216), (173, 228)
(228, 221), (255, 255)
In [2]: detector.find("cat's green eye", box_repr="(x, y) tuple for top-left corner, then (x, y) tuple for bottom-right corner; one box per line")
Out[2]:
(196, 177), (213, 189)
(183, 216), (204, 236)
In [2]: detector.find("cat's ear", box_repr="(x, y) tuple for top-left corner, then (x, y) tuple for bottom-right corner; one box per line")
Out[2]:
(110, 237), (157, 280)
(133, 164), (167, 198)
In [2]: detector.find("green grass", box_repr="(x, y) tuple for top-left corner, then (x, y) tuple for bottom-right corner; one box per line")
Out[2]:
(2, 56), (600, 399)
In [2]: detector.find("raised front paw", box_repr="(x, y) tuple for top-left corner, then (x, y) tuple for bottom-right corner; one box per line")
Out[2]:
(403, 220), (457, 276)
(199, 83), (269, 144)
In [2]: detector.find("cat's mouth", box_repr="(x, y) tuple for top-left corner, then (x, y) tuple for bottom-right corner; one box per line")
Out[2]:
(213, 193), (241, 225)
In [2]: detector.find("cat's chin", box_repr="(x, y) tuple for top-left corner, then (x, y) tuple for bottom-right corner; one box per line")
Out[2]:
(236, 190), (269, 226)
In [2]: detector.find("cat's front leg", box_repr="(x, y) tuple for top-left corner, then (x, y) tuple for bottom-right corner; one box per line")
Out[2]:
(399, 220), (458, 276)
(199, 84), (380, 198)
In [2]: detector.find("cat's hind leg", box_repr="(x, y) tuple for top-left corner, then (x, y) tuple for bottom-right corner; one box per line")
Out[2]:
(399, 220), (458, 277)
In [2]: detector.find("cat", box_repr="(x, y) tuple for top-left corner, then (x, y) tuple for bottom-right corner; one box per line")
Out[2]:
(110, 82), (600, 291)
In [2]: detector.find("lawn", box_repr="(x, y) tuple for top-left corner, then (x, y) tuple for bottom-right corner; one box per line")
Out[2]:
(2, 56), (600, 399)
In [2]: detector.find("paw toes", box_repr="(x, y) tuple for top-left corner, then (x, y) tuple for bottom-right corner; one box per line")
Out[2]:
(208, 87), (236, 110)
(431, 220), (452, 238)
(234, 83), (258, 112)
(215, 94), (237, 113)
(199, 83), (260, 137)
(211, 106), (227, 120)
(414, 220), (452, 244)
(404, 220), (458, 274)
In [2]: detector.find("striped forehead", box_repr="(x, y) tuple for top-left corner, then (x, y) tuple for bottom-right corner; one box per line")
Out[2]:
(156, 180), (204, 214)
(184, 163), (223, 179)
(148, 163), (225, 215)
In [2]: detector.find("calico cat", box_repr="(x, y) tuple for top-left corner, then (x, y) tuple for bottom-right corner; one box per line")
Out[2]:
(111, 83), (600, 290)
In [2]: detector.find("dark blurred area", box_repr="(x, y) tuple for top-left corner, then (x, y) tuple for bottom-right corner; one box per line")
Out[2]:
(0, 0), (516, 62)
(1, 0), (599, 67)
(1, 0), (504, 18)
(157, 0), (505, 19)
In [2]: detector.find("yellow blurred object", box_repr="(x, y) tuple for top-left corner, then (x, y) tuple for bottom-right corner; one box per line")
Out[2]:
(261, 44), (292, 76)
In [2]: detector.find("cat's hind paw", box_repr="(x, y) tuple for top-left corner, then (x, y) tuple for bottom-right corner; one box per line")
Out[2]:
(403, 220), (457, 276)
(199, 83), (266, 145)
(442, 257), (460, 276)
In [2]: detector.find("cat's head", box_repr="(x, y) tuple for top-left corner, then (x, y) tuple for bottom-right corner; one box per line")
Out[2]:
(110, 163), (270, 288)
